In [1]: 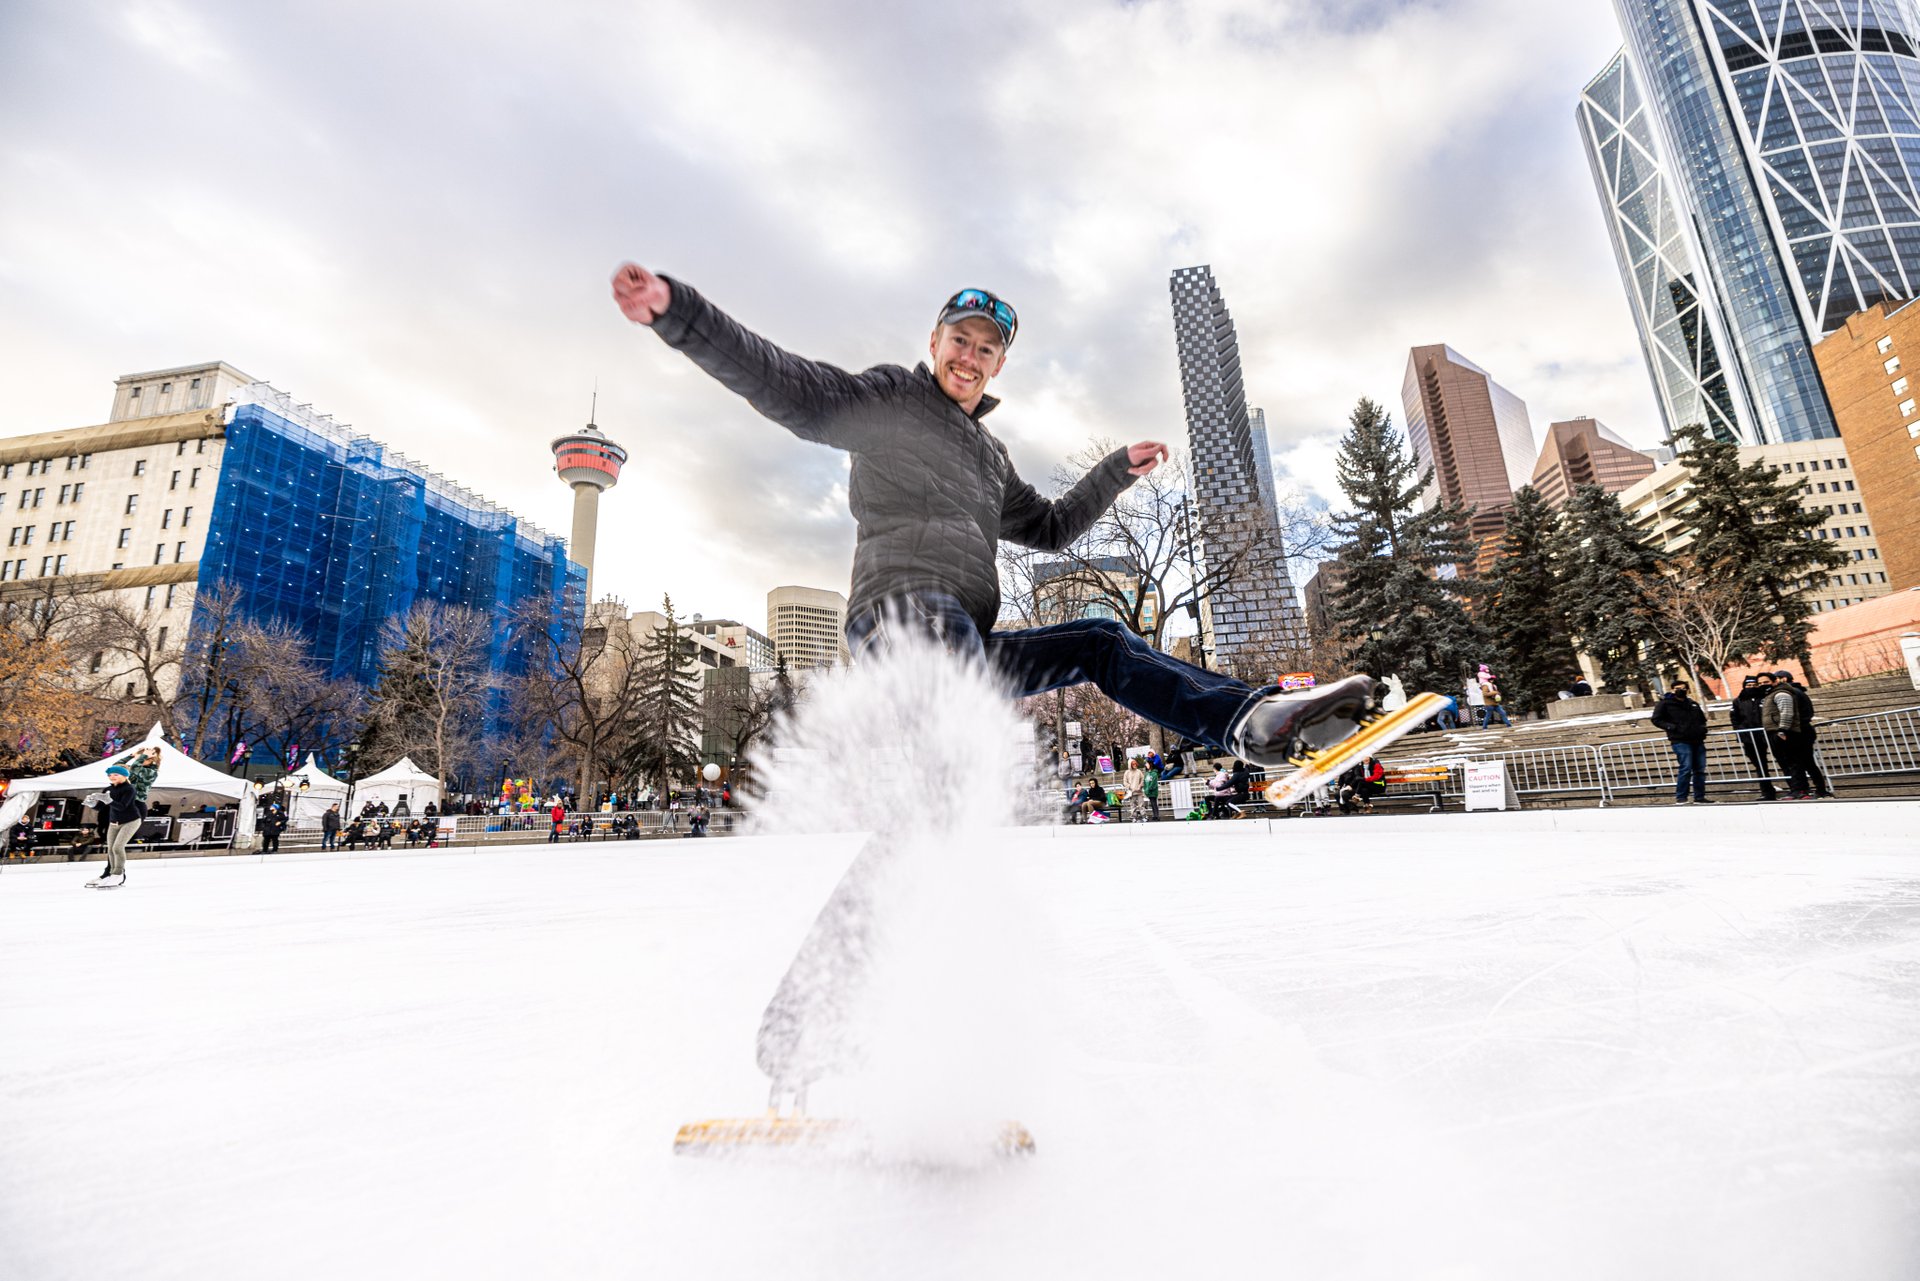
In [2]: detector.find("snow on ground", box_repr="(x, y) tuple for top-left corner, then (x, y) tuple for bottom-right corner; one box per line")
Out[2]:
(3, 806), (1918, 1281)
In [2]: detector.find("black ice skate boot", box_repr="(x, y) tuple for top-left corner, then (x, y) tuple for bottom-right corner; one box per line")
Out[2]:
(1229, 675), (1386, 769)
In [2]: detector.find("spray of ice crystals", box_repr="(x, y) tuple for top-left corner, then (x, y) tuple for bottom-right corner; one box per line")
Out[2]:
(746, 628), (1056, 1163)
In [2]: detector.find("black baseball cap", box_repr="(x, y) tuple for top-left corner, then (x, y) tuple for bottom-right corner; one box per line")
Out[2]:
(937, 288), (1017, 346)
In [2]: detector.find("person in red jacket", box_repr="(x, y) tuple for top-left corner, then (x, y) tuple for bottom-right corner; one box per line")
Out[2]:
(548, 801), (567, 844)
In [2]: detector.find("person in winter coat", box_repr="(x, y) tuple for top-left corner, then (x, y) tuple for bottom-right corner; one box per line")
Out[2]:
(1763, 670), (1832, 799)
(320, 804), (342, 850)
(1650, 681), (1713, 804)
(1141, 758), (1161, 821)
(1229, 760), (1252, 805)
(1475, 666), (1512, 728)
(258, 805), (286, 854)
(1729, 674), (1779, 801)
(1337, 757), (1387, 814)
(1122, 758), (1147, 823)
(1205, 765), (1235, 819)
(87, 763), (143, 888)
(548, 801), (567, 844)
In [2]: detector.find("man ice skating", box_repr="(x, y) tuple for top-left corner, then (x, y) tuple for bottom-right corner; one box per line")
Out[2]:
(86, 763), (141, 889)
(613, 263), (1396, 1114)
(611, 263), (1382, 768)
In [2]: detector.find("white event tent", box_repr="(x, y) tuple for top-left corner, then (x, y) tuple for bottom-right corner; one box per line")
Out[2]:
(350, 756), (442, 814)
(285, 754), (350, 829)
(0, 722), (257, 847)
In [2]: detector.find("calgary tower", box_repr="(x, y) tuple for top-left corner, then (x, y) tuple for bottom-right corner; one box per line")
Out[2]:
(550, 410), (628, 606)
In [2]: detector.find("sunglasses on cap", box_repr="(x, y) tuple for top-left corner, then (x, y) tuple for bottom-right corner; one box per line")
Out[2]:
(939, 288), (1017, 346)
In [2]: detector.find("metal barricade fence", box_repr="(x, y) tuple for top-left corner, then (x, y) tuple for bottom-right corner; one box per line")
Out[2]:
(1597, 703), (1920, 798)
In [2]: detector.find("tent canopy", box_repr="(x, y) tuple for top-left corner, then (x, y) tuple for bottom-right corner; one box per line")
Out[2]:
(351, 755), (442, 811)
(0, 722), (256, 839)
(285, 753), (350, 828)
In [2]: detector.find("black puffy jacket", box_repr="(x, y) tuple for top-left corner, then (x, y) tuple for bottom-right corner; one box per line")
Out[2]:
(1729, 690), (1766, 732)
(1651, 692), (1709, 745)
(650, 280), (1137, 635)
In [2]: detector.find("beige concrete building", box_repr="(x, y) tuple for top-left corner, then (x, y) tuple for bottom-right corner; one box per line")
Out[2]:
(1615, 437), (1890, 616)
(1529, 417), (1657, 509)
(766, 585), (849, 669)
(1812, 302), (1920, 592)
(1031, 556), (1160, 634)
(0, 362), (253, 701)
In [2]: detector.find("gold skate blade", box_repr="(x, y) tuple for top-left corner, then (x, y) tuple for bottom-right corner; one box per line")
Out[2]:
(1263, 692), (1449, 809)
(673, 1116), (1035, 1157)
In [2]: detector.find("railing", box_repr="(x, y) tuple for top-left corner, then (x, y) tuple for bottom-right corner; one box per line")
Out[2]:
(1377, 704), (1920, 808)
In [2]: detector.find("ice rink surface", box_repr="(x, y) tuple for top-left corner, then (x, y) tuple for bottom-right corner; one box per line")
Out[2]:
(4, 805), (1918, 1280)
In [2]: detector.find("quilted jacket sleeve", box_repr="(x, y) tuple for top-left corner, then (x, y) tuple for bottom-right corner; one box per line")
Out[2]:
(648, 277), (891, 450)
(999, 447), (1137, 552)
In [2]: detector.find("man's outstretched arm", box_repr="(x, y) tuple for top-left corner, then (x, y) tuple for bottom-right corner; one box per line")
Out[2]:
(612, 263), (885, 449)
(1000, 442), (1167, 552)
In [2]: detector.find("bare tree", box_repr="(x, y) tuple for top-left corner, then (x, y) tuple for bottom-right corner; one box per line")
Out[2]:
(0, 600), (91, 769)
(507, 599), (648, 804)
(703, 659), (796, 787)
(1640, 561), (1768, 698)
(175, 581), (252, 761)
(363, 601), (494, 792)
(240, 620), (367, 771)
(84, 593), (187, 725)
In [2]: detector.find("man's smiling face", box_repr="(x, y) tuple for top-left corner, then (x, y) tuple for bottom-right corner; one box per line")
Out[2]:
(928, 315), (1007, 412)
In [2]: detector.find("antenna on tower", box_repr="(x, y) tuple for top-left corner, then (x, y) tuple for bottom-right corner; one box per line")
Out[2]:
(589, 379), (598, 429)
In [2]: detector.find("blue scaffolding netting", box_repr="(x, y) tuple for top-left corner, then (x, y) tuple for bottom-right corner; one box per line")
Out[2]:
(194, 385), (585, 695)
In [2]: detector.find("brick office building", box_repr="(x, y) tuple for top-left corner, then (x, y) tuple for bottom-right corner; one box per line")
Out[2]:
(1813, 302), (1920, 592)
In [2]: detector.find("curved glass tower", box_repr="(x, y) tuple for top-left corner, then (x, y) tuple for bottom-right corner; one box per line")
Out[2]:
(1604, 1), (1920, 444)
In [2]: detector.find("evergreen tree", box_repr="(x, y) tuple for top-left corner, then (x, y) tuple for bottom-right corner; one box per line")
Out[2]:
(1670, 423), (1848, 684)
(1556, 483), (1667, 695)
(626, 594), (702, 799)
(1482, 485), (1578, 716)
(1326, 398), (1487, 694)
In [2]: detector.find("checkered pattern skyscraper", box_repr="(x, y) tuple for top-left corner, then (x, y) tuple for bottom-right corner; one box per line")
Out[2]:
(1168, 266), (1305, 678)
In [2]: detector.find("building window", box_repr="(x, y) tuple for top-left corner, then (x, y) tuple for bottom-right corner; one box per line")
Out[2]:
(20, 526), (32, 545)
(1862, 524), (1871, 536)
(117, 528), (130, 548)
(1886, 357), (1901, 374)
(1845, 480), (1856, 490)
(181, 506), (192, 528)
(195, 439), (205, 455)
(39, 556), (51, 576)
(156, 626), (168, 649)
(174, 541), (185, 562)
(125, 494), (138, 515)
(169, 470), (180, 490)
(1838, 458), (1848, 468)
(1846, 526), (1857, 537)
(30, 488), (42, 507)
(1879, 336), (1895, 354)
(144, 586), (156, 608)
(57, 484), (69, 503)
(90, 651), (103, 673)
(161, 509), (172, 529)
(164, 583), (177, 607)
(190, 467), (200, 488)
(189, 377), (200, 389)
(1823, 459), (1834, 469)
(154, 544), (164, 565)
(1895, 378), (1910, 395)
(1817, 481), (1828, 492)
(80, 454), (90, 469)
(130, 387), (140, 401)
(0, 464), (9, 480)
(176, 441), (186, 456)
(126, 681), (135, 697)
(160, 382), (171, 393)
(1902, 399), (1916, 417)
(70, 482), (82, 501)
(133, 460), (146, 477)
(53, 554), (66, 575)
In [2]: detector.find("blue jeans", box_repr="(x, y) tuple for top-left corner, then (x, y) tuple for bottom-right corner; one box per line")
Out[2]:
(1670, 740), (1706, 801)
(845, 593), (1271, 754)
(1479, 705), (1511, 728)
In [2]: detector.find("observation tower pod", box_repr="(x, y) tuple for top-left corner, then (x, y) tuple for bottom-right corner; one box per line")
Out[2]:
(551, 421), (628, 606)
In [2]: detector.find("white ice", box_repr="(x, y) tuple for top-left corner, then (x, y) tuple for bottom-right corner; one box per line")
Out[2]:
(3, 805), (1918, 1281)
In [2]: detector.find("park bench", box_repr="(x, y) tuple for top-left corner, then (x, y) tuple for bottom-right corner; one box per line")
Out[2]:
(1372, 765), (1452, 813)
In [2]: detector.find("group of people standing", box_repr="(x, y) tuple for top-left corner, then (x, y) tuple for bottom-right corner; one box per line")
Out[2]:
(1650, 670), (1832, 804)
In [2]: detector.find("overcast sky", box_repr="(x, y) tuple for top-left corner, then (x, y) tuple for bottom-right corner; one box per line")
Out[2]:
(0, 0), (1647, 629)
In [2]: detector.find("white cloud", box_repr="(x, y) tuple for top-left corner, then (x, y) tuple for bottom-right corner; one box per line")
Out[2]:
(0, 0), (1648, 628)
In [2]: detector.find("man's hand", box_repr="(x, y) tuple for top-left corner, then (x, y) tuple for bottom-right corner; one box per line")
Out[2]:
(1127, 440), (1170, 476)
(612, 262), (672, 325)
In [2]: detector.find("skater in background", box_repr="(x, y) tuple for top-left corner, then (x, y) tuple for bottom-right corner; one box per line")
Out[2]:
(86, 763), (141, 889)
(258, 805), (285, 855)
(1475, 666), (1511, 728)
(613, 261), (1395, 1108)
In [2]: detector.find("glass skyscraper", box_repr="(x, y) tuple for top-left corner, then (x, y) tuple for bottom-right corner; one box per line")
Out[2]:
(1579, 51), (1751, 443)
(1595, 0), (1920, 444)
